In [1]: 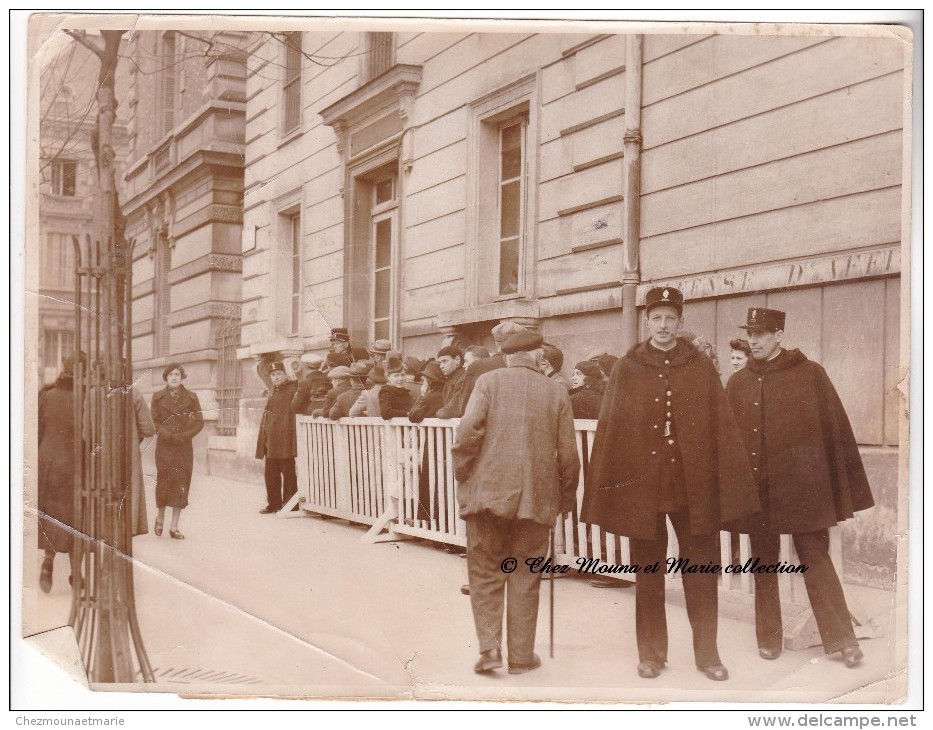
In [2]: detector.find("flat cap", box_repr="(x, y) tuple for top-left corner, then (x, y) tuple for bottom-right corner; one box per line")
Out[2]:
(327, 365), (351, 380)
(300, 353), (324, 367)
(501, 331), (544, 354)
(420, 361), (445, 383)
(574, 360), (603, 380)
(491, 321), (528, 343)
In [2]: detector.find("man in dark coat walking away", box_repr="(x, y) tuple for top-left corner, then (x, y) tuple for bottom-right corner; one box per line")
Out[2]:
(255, 361), (299, 514)
(37, 354), (82, 592)
(582, 287), (760, 682)
(726, 308), (874, 667)
(452, 331), (580, 675)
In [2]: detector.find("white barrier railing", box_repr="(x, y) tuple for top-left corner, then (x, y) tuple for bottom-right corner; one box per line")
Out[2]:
(296, 416), (823, 606)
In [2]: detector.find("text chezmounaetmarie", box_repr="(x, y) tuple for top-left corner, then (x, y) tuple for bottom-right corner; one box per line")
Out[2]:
(522, 556), (808, 575)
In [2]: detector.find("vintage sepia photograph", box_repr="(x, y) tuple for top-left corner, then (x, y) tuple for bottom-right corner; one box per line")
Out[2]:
(16, 10), (917, 711)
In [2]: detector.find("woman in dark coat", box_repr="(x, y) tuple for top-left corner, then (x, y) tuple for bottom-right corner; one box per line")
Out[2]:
(568, 360), (605, 420)
(37, 355), (79, 592)
(150, 363), (203, 539)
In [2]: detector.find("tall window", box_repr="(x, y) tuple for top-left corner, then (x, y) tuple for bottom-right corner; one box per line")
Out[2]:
(496, 117), (526, 296)
(282, 32), (302, 135)
(371, 172), (397, 341)
(289, 213), (301, 334)
(153, 236), (172, 356)
(43, 330), (75, 379)
(50, 159), (77, 197)
(160, 32), (177, 136)
(365, 32), (394, 81)
(42, 233), (76, 289)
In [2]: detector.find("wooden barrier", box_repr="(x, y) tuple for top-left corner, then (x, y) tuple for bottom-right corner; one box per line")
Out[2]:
(295, 415), (826, 606)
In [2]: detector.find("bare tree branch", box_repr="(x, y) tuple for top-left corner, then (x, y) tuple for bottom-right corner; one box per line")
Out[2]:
(63, 30), (103, 57)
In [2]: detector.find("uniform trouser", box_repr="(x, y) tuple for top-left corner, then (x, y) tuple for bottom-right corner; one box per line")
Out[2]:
(264, 457), (297, 510)
(629, 511), (722, 667)
(466, 513), (550, 665)
(748, 527), (857, 654)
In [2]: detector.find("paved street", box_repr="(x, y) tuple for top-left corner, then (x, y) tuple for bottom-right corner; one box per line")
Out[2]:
(25, 469), (900, 705)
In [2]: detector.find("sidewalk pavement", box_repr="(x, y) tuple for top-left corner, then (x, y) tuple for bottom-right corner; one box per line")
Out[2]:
(24, 470), (902, 705)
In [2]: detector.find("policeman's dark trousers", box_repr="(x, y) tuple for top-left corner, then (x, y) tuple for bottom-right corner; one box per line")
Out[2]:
(466, 513), (550, 665)
(263, 457), (297, 510)
(629, 511), (722, 668)
(748, 527), (857, 654)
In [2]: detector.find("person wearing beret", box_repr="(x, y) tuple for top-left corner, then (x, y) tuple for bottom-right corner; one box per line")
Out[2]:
(378, 356), (414, 419)
(255, 361), (299, 514)
(151, 363), (205, 537)
(456, 321), (528, 415)
(312, 366), (351, 418)
(452, 330), (580, 675)
(568, 360), (605, 420)
(350, 364), (385, 417)
(582, 287), (760, 682)
(329, 362), (369, 420)
(292, 353), (332, 416)
(726, 308), (874, 667)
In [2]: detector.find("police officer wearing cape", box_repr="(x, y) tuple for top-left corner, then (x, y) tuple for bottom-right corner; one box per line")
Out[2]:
(726, 307), (874, 668)
(581, 287), (760, 681)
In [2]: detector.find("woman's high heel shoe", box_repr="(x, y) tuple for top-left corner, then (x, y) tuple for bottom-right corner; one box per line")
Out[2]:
(154, 518), (163, 537)
(169, 530), (185, 540)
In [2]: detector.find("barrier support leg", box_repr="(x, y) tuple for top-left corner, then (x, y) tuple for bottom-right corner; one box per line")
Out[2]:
(276, 492), (305, 519)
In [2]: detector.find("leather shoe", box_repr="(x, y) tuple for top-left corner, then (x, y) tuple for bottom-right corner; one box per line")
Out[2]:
(637, 660), (662, 678)
(259, 506), (278, 514)
(759, 647), (782, 660)
(698, 663), (730, 681)
(460, 584), (470, 596)
(169, 530), (185, 540)
(841, 646), (863, 668)
(154, 518), (163, 536)
(508, 653), (541, 675)
(39, 558), (53, 594)
(473, 649), (503, 673)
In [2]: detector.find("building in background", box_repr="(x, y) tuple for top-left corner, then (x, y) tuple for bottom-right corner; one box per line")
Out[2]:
(238, 27), (907, 587)
(36, 38), (129, 385)
(120, 30), (249, 474)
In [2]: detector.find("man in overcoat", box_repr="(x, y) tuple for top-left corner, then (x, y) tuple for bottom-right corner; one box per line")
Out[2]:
(582, 287), (760, 681)
(726, 308), (874, 667)
(435, 346), (466, 418)
(452, 331), (580, 675)
(255, 361), (299, 514)
(457, 321), (528, 414)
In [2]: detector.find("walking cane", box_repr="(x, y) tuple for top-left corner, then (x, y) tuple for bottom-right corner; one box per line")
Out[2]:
(549, 528), (555, 659)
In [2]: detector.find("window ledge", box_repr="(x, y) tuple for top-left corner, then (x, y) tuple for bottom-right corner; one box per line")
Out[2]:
(277, 128), (303, 149)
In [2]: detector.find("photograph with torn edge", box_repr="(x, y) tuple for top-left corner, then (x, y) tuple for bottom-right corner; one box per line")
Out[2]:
(20, 12), (912, 705)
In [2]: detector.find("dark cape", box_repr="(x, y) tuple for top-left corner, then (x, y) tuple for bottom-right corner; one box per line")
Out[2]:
(725, 348), (874, 534)
(37, 375), (76, 553)
(581, 339), (760, 540)
(255, 379), (298, 459)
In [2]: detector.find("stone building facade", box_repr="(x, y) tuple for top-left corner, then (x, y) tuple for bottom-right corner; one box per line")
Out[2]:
(121, 30), (249, 475)
(237, 26), (908, 584)
(36, 40), (129, 385)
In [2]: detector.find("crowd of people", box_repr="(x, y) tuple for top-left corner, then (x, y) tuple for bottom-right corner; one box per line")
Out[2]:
(36, 297), (874, 683)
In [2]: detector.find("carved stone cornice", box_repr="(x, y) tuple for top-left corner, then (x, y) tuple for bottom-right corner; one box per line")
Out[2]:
(167, 301), (242, 328)
(173, 203), (244, 239)
(319, 64), (423, 132)
(167, 253), (243, 285)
